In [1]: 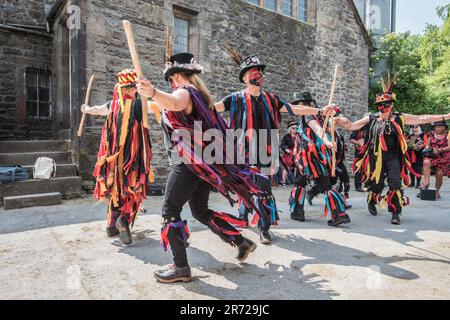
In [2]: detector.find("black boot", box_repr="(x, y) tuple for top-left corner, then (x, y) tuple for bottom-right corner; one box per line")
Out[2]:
(116, 216), (132, 245)
(306, 190), (313, 206)
(290, 205), (305, 222)
(154, 264), (192, 283)
(106, 227), (119, 237)
(327, 214), (351, 227)
(259, 230), (272, 245)
(391, 213), (401, 225)
(368, 202), (378, 216)
(236, 238), (257, 262)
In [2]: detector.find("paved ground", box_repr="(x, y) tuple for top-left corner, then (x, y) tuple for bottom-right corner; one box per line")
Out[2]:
(1, 179), (449, 300)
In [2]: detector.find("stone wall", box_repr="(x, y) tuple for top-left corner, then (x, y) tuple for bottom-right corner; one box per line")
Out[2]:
(0, 0), (56, 140)
(76, 0), (369, 182)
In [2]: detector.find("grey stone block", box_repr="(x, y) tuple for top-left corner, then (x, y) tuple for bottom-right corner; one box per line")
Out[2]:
(3, 192), (62, 210)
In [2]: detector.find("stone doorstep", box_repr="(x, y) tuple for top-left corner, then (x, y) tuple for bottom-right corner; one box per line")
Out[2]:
(3, 192), (62, 210)
(0, 140), (70, 153)
(0, 177), (82, 206)
(0, 151), (72, 166)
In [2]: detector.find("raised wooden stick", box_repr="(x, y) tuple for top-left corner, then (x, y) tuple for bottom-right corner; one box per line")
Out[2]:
(77, 74), (96, 137)
(123, 20), (150, 128)
(322, 65), (339, 177)
(321, 64), (339, 139)
(331, 114), (336, 177)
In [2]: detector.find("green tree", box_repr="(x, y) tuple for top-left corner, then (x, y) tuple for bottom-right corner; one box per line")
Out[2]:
(419, 4), (450, 114)
(369, 5), (450, 116)
(370, 32), (430, 114)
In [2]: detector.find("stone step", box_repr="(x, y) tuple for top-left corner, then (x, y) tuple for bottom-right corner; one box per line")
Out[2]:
(0, 140), (70, 153)
(22, 164), (78, 178)
(0, 151), (72, 166)
(3, 192), (62, 210)
(0, 177), (82, 205)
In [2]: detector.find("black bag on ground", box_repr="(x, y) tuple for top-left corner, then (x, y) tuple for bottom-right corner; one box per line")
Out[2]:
(0, 166), (29, 185)
(148, 185), (165, 196)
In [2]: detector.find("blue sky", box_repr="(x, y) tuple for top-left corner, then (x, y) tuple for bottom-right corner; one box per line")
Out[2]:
(396, 0), (448, 34)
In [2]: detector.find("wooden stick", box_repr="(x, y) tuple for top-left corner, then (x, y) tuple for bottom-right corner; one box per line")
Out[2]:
(321, 64), (339, 139)
(331, 115), (336, 177)
(77, 74), (96, 137)
(122, 20), (150, 129)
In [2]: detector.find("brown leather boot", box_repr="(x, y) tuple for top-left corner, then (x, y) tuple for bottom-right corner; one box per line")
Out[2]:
(236, 238), (257, 262)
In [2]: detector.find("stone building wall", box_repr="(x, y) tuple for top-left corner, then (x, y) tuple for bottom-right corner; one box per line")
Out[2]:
(0, 0), (369, 182)
(77, 0), (369, 182)
(0, 0), (56, 140)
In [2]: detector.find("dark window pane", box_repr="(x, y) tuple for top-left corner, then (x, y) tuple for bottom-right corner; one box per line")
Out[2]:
(39, 88), (50, 102)
(27, 101), (37, 117)
(26, 70), (37, 86)
(39, 102), (50, 117)
(27, 86), (37, 101)
(39, 72), (49, 88)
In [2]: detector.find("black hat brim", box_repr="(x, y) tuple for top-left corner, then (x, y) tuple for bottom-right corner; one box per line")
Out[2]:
(239, 64), (266, 83)
(165, 67), (202, 82)
(375, 99), (395, 106)
(291, 99), (317, 106)
(431, 122), (448, 128)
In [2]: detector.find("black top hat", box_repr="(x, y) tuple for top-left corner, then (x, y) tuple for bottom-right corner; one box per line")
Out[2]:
(164, 53), (203, 82)
(291, 91), (316, 106)
(431, 120), (448, 128)
(239, 55), (266, 83)
(288, 121), (298, 129)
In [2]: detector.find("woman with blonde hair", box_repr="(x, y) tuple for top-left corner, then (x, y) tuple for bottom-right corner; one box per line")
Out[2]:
(136, 53), (267, 283)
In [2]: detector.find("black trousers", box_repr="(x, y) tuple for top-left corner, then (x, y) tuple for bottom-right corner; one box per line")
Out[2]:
(331, 162), (350, 197)
(297, 175), (332, 198)
(163, 164), (244, 267)
(368, 156), (403, 213)
(239, 173), (275, 232)
(292, 173), (347, 219)
(410, 151), (423, 186)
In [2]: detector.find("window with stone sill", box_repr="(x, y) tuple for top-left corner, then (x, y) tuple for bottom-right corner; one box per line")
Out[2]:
(26, 68), (51, 119)
(298, 0), (308, 22)
(244, 0), (315, 24)
(265, 0), (277, 11)
(174, 16), (190, 54)
(282, 0), (293, 17)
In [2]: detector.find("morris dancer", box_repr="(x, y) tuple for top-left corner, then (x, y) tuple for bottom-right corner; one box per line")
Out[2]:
(215, 48), (334, 244)
(341, 75), (450, 224)
(305, 128), (353, 210)
(136, 52), (269, 283)
(288, 92), (351, 226)
(82, 69), (154, 245)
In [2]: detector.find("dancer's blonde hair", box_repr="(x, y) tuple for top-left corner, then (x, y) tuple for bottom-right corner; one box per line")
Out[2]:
(187, 73), (213, 109)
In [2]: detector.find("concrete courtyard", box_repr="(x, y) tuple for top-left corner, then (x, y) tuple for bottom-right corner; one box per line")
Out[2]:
(1, 180), (449, 300)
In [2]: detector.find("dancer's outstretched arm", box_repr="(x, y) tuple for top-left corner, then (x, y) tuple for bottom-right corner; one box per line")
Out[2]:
(404, 112), (450, 125)
(136, 78), (192, 113)
(214, 100), (336, 116)
(336, 116), (370, 131)
(81, 103), (110, 116)
(280, 103), (335, 116)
